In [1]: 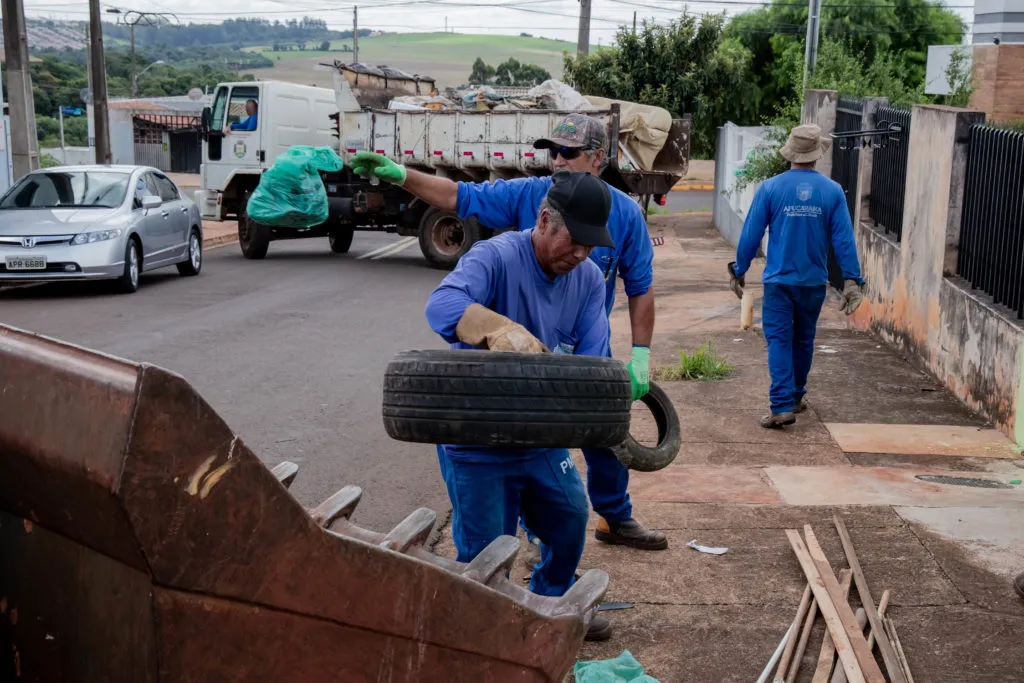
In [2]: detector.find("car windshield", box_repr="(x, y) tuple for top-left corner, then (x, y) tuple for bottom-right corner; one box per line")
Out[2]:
(0, 171), (131, 209)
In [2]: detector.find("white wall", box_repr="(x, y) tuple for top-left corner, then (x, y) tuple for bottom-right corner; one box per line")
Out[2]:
(713, 123), (768, 247)
(40, 147), (94, 166)
(926, 45), (972, 95)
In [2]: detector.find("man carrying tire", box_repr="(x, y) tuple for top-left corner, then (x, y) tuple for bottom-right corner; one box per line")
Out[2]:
(351, 114), (667, 554)
(424, 171), (617, 641)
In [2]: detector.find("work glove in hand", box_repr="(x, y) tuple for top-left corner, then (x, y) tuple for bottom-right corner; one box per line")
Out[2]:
(455, 303), (549, 353)
(840, 279), (865, 316)
(349, 152), (407, 186)
(627, 345), (651, 401)
(727, 261), (745, 299)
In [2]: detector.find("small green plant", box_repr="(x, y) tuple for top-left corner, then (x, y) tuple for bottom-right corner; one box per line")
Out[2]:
(657, 341), (734, 381)
(40, 153), (61, 168)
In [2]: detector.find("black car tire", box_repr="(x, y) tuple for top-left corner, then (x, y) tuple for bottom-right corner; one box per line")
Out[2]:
(609, 382), (681, 472)
(177, 228), (203, 276)
(329, 225), (355, 254)
(382, 349), (632, 448)
(238, 190), (271, 260)
(114, 238), (141, 294)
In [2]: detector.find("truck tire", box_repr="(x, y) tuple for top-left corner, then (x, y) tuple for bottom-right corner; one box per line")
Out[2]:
(238, 190), (271, 260)
(329, 225), (355, 254)
(609, 382), (681, 472)
(383, 349), (631, 448)
(418, 208), (481, 270)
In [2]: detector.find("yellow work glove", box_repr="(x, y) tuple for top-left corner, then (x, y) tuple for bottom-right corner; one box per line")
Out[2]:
(455, 304), (549, 353)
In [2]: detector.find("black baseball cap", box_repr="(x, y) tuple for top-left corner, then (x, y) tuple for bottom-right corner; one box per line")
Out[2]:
(545, 170), (615, 249)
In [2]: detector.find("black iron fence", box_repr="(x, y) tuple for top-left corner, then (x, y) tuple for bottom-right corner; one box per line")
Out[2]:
(831, 97), (864, 218)
(868, 105), (912, 240)
(957, 125), (1024, 318)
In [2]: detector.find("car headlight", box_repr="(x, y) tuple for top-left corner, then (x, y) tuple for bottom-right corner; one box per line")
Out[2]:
(71, 229), (123, 245)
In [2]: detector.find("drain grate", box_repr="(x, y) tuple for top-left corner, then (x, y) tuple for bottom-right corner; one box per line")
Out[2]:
(915, 474), (1013, 489)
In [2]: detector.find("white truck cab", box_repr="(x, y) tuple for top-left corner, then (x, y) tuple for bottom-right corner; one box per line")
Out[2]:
(197, 80), (337, 221)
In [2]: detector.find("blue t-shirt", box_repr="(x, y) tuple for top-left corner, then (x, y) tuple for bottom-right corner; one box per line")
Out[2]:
(733, 169), (863, 287)
(424, 229), (610, 462)
(455, 175), (653, 315)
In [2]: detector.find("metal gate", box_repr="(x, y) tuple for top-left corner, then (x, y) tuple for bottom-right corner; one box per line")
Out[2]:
(170, 132), (201, 174)
(869, 106), (912, 240)
(827, 97), (864, 290)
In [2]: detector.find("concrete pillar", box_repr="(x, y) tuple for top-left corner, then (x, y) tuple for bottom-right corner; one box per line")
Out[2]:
(853, 97), (888, 229)
(899, 105), (986, 341)
(943, 108), (986, 274)
(970, 0), (1024, 123)
(801, 89), (837, 178)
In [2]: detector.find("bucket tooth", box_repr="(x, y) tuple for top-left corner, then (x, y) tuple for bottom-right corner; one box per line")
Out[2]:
(462, 535), (519, 585)
(380, 508), (436, 553)
(309, 485), (362, 528)
(270, 461), (299, 488)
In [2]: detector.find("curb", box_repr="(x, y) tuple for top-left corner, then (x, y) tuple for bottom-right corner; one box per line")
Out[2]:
(204, 233), (238, 249)
(671, 183), (715, 192)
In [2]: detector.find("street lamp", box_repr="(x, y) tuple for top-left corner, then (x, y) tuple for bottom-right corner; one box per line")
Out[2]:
(133, 59), (165, 95)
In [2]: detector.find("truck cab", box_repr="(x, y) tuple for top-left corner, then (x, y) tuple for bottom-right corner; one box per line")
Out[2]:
(197, 80), (338, 221)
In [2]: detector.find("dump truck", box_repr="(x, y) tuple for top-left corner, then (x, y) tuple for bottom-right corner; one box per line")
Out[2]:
(0, 322), (608, 681)
(197, 72), (691, 268)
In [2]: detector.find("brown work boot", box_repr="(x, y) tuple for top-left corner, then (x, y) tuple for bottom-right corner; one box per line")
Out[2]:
(1014, 571), (1024, 599)
(761, 412), (796, 428)
(585, 614), (613, 641)
(595, 518), (668, 550)
(793, 398), (808, 414)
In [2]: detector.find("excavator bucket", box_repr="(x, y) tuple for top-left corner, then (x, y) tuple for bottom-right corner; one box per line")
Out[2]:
(0, 323), (608, 682)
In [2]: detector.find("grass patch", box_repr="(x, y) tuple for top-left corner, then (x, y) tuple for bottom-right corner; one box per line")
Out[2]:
(657, 341), (734, 381)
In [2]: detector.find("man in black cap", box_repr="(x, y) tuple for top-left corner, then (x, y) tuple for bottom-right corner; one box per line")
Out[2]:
(424, 171), (616, 640)
(353, 113), (666, 554)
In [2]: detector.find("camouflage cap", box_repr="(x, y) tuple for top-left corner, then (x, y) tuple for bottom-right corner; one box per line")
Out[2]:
(533, 114), (609, 151)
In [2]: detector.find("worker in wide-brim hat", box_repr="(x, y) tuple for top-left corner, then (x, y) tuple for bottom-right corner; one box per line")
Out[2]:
(727, 123), (867, 428)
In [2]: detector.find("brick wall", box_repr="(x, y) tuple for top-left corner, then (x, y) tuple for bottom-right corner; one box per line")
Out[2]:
(970, 44), (1024, 124)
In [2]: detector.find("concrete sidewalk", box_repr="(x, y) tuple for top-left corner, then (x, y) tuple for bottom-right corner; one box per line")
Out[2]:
(202, 220), (237, 250)
(561, 214), (1024, 681)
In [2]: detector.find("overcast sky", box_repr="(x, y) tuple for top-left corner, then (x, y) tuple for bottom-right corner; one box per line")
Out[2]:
(23, 0), (977, 45)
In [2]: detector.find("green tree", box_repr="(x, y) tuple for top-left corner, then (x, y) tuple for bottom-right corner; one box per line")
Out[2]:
(320, 40), (331, 52)
(468, 57), (496, 84)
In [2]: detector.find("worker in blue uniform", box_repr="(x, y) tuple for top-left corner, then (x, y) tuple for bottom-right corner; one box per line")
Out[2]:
(350, 114), (667, 553)
(728, 124), (866, 428)
(423, 170), (616, 641)
(225, 99), (258, 133)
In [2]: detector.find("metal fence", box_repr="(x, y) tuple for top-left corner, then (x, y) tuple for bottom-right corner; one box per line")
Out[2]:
(831, 97), (864, 218)
(957, 125), (1024, 317)
(868, 105), (912, 240)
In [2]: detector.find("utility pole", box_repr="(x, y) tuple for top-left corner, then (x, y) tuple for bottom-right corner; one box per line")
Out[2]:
(1, 0), (39, 179)
(106, 8), (177, 98)
(59, 107), (66, 163)
(89, 0), (111, 164)
(802, 0), (822, 88)
(353, 6), (359, 62)
(577, 0), (591, 55)
(633, 11), (637, 34)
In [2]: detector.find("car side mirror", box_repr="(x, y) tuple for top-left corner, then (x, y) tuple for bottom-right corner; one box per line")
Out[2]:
(142, 195), (162, 210)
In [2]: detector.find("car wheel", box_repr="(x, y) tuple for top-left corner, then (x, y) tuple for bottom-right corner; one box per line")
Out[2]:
(114, 238), (141, 294)
(418, 208), (481, 270)
(177, 228), (202, 276)
(238, 190), (270, 260)
(328, 224), (355, 254)
(382, 349), (632, 448)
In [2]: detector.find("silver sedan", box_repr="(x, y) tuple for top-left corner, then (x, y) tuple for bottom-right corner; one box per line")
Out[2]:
(0, 165), (203, 293)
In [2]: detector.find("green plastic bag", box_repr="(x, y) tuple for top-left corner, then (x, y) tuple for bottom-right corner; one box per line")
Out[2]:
(574, 650), (661, 683)
(246, 146), (345, 228)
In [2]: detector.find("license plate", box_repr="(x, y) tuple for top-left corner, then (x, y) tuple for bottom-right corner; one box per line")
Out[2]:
(5, 255), (47, 270)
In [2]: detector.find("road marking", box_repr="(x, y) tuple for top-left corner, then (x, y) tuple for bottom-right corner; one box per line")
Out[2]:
(357, 236), (417, 261)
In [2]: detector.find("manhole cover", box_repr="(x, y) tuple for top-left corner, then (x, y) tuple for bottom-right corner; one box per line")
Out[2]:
(915, 474), (1013, 489)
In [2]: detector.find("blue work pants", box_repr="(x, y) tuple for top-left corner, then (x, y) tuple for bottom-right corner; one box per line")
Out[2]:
(762, 283), (827, 414)
(436, 445), (589, 597)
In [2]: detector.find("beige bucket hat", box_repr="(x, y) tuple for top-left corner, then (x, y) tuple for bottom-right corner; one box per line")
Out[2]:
(780, 124), (833, 163)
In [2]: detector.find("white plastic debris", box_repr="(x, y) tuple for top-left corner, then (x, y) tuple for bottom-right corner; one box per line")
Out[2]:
(687, 539), (728, 555)
(818, 345), (838, 354)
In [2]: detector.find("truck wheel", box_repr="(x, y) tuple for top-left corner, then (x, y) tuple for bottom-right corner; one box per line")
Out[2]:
(382, 350), (632, 449)
(418, 208), (481, 270)
(238, 190), (271, 260)
(328, 225), (355, 254)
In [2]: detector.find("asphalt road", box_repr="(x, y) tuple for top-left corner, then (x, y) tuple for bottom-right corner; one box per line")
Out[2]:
(0, 232), (452, 533)
(663, 189), (714, 214)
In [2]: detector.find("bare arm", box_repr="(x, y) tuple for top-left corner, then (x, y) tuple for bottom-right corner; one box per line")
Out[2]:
(402, 168), (459, 212)
(628, 288), (655, 347)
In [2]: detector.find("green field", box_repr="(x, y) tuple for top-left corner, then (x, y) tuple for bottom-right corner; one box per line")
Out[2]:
(243, 32), (583, 88)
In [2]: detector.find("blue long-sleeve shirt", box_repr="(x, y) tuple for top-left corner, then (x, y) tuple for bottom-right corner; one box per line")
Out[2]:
(424, 229), (611, 462)
(733, 169), (863, 286)
(230, 114), (258, 132)
(455, 175), (653, 315)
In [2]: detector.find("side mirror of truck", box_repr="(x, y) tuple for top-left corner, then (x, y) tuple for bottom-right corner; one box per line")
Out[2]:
(200, 107), (219, 140)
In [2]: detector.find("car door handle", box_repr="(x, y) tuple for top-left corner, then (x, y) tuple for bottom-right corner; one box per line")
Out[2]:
(180, 207), (188, 213)
(160, 211), (169, 219)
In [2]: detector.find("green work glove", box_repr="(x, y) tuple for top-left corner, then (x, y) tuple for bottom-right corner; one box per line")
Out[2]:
(841, 279), (865, 316)
(349, 151), (407, 186)
(627, 346), (650, 401)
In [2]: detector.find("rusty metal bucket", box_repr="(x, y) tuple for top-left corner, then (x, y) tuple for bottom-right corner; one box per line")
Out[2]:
(0, 323), (608, 682)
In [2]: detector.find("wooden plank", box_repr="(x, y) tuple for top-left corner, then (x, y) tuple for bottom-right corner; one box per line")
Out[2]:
(833, 515), (908, 683)
(823, 423), (1019, 458)
(774, 584), (813, 682)
(832, 590), (890, 683)
(789, 569), (850, 683)
(800, 526), (886, 683)
(810, 570), (853, 683)
(785, 529), (867, 683)
(885, 617), (916, 683)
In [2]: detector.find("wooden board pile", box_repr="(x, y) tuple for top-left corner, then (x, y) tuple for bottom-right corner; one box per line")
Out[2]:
(757, 516), (915, 683)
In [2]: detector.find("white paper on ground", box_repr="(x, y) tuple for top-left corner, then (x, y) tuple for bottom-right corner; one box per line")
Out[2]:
(687, 539), (729, 555)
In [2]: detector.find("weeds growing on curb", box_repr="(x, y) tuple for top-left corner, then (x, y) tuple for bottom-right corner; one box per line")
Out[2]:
(657, 341), (734, 381)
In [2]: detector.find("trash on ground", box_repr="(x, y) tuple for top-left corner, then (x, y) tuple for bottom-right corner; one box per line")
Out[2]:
(687, 539), (728, 555)
(574, 650), (661, 683)
(597, 601), (635, 611)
